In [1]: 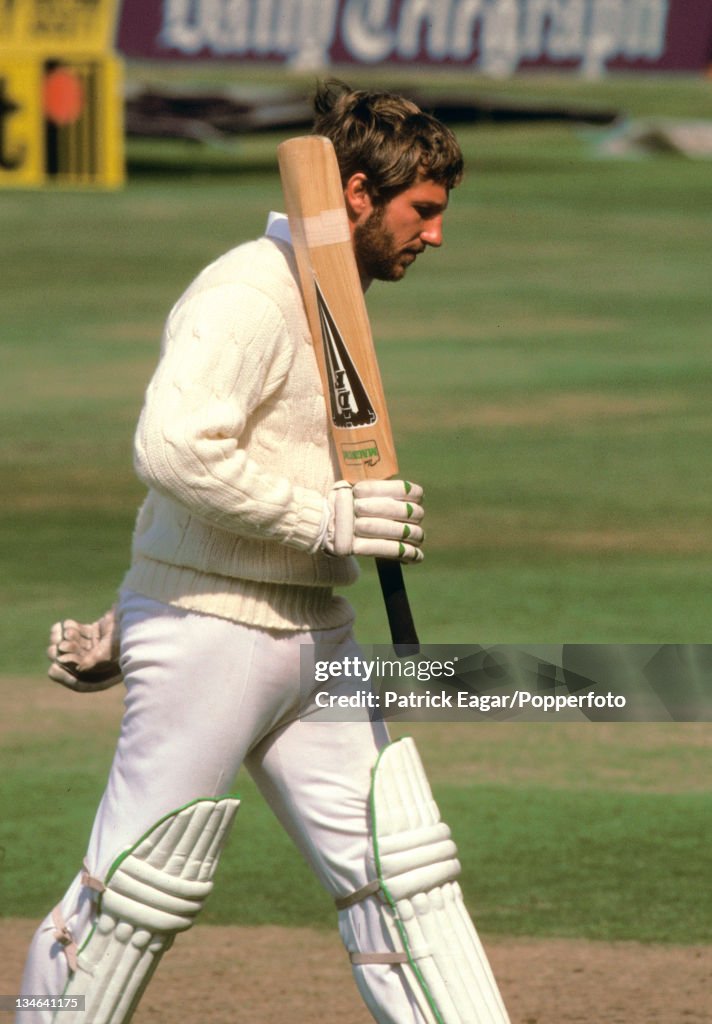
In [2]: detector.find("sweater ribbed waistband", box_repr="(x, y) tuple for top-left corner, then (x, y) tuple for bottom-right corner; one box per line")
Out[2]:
(121, 557), (355, 633)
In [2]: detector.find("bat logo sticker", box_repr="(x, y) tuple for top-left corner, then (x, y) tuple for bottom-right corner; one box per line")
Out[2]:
(315, 278), (378, 429)
(341, 439), (381, 468)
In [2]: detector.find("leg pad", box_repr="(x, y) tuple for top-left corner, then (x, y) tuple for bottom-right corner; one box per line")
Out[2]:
(345, 738), (510, 1024)
(55, 795), (239, 1024)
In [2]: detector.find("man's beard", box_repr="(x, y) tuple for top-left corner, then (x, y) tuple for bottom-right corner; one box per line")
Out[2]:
(353, 205), (408, 282)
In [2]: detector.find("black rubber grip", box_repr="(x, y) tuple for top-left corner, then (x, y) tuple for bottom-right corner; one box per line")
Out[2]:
(375, 558), (420, 656)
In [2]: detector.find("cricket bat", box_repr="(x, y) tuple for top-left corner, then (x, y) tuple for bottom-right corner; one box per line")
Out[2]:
(277, 135), (419, 654)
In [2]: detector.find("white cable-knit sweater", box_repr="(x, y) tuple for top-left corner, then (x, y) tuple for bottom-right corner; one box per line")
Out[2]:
(121, 215), (358, 631)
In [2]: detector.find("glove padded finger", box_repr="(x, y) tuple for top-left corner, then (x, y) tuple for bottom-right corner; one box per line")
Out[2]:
(354, 496), (424, 524)
(352, 479), (423, 503)
(352, 538), (424, 562)
(354, 518), (425, 545)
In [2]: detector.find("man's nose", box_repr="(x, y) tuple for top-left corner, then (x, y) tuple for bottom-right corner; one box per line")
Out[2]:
(420, 217), (443, 247)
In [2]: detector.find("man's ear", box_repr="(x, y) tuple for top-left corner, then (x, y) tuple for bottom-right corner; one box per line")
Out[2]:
(343, 172), (374, 222)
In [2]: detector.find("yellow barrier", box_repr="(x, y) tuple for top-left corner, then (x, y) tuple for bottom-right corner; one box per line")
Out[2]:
(0, 0), (118, 54)
(0, 0), (124, 187)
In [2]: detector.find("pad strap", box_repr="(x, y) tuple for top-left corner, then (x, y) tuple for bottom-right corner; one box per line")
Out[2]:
(334, 879), (381, 910)
(51, 907), (78, 974)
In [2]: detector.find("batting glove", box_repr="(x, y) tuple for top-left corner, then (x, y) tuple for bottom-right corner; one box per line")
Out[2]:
(322, 479), (425, 562)
(47, 607), (123, 692)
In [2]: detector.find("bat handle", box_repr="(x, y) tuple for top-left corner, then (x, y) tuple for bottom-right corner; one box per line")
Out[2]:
(375, 558), (420, 656)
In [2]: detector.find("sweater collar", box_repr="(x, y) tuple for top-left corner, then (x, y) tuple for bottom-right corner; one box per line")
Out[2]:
(266, 212), (291, 245)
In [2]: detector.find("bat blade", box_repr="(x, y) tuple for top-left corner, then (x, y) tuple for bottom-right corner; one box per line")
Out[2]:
(278, 135), (419, 653)
(277, 135), (397, 480)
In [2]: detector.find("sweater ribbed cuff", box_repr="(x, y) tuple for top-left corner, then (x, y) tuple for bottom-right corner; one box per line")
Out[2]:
(287, 489), (331, 553)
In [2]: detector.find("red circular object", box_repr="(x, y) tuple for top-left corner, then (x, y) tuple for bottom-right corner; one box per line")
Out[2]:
(43, 68), (84, 126)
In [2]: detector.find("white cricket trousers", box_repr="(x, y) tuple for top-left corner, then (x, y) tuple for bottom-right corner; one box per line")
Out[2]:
(19, 591), (428, 1023)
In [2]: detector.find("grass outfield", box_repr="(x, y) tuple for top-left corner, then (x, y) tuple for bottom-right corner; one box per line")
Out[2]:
(2, 675), (711, 943)
(3, 75), (712, 668)
(2, 74), (712, 947)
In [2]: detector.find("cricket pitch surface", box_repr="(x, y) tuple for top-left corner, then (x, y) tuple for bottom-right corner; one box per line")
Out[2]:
(2, 920), (708, 1022)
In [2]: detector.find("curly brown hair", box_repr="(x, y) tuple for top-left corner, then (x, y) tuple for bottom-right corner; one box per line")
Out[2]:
(312, 79), (464, 203)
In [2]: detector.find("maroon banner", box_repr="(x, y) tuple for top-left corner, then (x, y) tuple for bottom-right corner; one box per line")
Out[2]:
(116, 0), (712, 76)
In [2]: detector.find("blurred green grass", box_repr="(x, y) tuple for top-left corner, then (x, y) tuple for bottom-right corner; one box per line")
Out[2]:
(2, 73), (712, 673)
